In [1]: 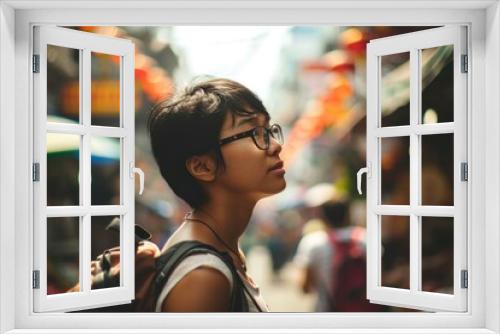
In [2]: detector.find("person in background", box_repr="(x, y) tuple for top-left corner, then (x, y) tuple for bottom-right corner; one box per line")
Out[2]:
(294, 183), (380, 312)
(293, 183), (345, 311)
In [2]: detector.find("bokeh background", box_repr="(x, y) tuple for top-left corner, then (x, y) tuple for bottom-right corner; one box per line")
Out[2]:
(45, 26), (455, 312)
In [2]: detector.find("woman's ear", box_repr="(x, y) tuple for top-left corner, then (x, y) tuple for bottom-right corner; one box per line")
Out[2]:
(185, 154), (217, 182)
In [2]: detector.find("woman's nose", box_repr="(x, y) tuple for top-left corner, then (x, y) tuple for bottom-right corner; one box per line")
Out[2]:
(267, 137), (282, 155)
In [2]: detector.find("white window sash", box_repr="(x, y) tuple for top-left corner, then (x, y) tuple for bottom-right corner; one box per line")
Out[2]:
(32, 26), (136, 312)
(366, 26), (468, 312)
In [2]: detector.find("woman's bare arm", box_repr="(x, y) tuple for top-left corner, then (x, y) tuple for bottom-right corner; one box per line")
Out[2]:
(161, 266), (232, 312)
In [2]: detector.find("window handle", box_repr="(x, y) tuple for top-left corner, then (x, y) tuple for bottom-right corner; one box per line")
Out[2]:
(130, 162), (145, 195)
(357, 163), (371, 195)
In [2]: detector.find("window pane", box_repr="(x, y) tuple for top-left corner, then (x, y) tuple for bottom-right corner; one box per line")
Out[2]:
(91, 137), (121, 205)
(421, 216), (454, 294)
(381, 215), (410, 290)
(421, 134), (453, 206)
(47, 217), (80, 294)
(47, 133), (80, 206)
(91, 52), (121, 127)
(47, 45), (80, 124)
(91, 216), (121, 290)
(380, 52), (410, 127)
(381, 136), (410, 205)
(421, 45), (454, 124)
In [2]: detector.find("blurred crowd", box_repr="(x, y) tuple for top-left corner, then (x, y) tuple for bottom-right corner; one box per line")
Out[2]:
(45, 25), (455, 312)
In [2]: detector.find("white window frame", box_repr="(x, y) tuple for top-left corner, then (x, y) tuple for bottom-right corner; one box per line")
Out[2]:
(33, 26), (136, 312)
(365, 26), (468, 312)
(1, 1), (499, 333)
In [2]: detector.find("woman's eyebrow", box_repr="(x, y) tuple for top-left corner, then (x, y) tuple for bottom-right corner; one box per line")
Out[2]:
(234, 115), (259, 128)
(234, 114), (271, 128)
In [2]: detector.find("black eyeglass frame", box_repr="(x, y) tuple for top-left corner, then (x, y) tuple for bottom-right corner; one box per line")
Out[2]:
(218, 124), (283, 150)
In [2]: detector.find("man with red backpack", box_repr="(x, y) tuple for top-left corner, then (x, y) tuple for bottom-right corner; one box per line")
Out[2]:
(294, 183), (385, 312)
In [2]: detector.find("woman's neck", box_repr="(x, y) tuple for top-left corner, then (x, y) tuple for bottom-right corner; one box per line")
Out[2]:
(192, 197), (256, 251)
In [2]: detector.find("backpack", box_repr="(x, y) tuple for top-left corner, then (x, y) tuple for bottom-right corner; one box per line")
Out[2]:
(69, 218), (248, 312)
(327, 226), (385, 312)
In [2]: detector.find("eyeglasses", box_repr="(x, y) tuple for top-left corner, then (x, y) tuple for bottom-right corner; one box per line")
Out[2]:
(219, 124), (284, 150)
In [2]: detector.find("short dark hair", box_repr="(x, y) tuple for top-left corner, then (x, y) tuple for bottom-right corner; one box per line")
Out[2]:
(322, 200), (349, 228)
(147, 77), (270, 209)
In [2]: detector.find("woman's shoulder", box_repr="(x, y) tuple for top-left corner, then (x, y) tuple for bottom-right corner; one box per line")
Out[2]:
(155, 244), (236, 312)
(160, 258), (233, 312)
(159, 240), (236, 288)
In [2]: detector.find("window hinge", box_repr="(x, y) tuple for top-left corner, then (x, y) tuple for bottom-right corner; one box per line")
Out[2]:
(32, 55), (40, 73)
(461, 162), (468, 181)
(461, 269), (468, 289)
(33, 270), (40, 289)
(33, 163), (40, 182)
(461, 54), (468, 73)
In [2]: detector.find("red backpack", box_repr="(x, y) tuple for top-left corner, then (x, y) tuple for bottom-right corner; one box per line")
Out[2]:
(327, 226), (385, 312)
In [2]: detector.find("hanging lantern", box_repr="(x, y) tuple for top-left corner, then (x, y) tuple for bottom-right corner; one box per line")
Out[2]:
(322, 50), (355, 73)
(302, 49), (354, 73)
(339, 28), (367, 56)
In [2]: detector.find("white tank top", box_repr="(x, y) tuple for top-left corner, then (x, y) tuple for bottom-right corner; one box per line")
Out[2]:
(155, 253), (269, 312)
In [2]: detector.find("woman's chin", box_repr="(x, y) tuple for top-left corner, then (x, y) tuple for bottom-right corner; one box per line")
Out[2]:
(277, 178), (287, 192)
(262, 178), (287, 197)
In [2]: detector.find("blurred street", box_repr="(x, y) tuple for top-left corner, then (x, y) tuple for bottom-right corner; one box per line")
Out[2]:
(45, 26), (454, 313)
(246, 245), (316, 312)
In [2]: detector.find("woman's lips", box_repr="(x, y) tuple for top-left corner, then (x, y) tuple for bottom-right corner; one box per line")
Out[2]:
(268, 161), (284, 171)
(269, 167), (286, 175)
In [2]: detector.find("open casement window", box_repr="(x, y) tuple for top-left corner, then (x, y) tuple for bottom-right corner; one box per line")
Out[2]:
(32, 26), (140, 312)
(360, 26), (468, 312)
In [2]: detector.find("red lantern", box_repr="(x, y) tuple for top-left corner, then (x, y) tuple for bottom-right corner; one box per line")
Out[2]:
(339, 28), (367, 56)
(301, 50), (354, 73)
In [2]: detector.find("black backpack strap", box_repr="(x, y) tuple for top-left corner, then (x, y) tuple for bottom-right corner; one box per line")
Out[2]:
(92, 250), (119, 290)
(154, 241), (248, 312)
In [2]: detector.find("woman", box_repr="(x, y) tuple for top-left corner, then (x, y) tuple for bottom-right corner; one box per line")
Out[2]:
(147, 77), (286, 312)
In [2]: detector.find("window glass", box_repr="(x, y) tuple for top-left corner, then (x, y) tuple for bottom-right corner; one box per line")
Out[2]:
(381, 215), (410, 290)
(47, 133), (80, 206)
(422, 216), (454, 294)
(91, 52), (121, 127)
(91, 216), (121, 290)
(47, 45), (80, 124)
(380, 52), (410, 127)
(47, 217), (80, 294)
(421, 45), (454, 124)
(381, 136), (410, 205)
(421, 134), (454, 206)
(91, 137), (121, 205)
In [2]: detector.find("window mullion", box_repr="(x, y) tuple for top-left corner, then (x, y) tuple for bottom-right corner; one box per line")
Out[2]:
(46, 123), (127, 138)
(374, 205), (454, 216)
(409, 48), (421, 293)
(80, 48), (91, 293)
(120, 55), (126, 289)
(121, 50), (135, 295)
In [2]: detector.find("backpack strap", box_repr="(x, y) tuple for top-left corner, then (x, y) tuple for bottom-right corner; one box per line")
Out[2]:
(153, 241), (249, 312)
(93, 249), (119, 289)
